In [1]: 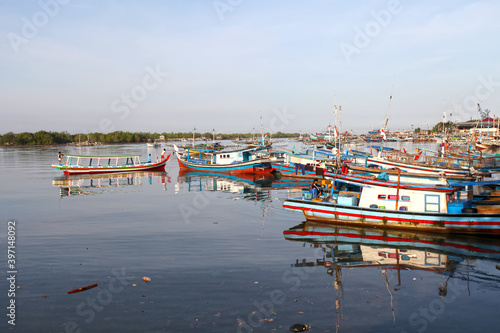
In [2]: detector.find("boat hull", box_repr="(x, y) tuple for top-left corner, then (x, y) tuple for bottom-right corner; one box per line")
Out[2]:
(176, 155), (273, 174)
(283, 198), (500, 235)
(366, 157), (470, 176)
(272, 162), (324, 177)
(52, 155), (170, 175)
(274, 163), (456, 192)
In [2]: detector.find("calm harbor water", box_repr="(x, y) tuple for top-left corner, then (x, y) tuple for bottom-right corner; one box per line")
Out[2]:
(1, 142), (500, 333)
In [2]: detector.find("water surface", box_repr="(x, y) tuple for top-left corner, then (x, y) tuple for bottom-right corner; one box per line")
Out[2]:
(1, 142), (500, 333)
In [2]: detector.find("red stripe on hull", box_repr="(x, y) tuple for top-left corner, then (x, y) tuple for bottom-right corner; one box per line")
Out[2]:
(283, 203), (500, 234)
(176, 157), (273, 174)
(60, 155), (170, 175)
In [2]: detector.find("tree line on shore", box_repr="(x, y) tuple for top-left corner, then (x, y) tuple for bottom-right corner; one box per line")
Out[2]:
(0, 130), (300, 146)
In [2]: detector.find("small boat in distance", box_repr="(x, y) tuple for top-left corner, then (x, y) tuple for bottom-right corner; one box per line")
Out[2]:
(52, 153), (170, 175)
(147, 140), (161, 148)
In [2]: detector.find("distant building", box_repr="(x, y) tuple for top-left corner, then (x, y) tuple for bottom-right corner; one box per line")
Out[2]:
(456, 118), (499, 135)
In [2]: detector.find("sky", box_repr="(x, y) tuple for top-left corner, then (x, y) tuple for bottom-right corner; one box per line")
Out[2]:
(1, 0), (500, 135)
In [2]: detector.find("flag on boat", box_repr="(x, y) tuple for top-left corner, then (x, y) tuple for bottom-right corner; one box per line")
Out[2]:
(380, 128), (386, 140)
(334, 125), (339, 139)
(414, 150), (423, 161)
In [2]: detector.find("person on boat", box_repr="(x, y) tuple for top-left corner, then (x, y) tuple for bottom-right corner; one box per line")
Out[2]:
(147, 154), (151, 163)
(161, 149), (166, 160)
(58, 151), (64, 165)
(309, 178), (322, 199)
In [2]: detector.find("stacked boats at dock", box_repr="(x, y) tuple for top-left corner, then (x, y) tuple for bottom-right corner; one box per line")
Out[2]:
(51, 134), (500, 236)
(276, 144), (500, 235)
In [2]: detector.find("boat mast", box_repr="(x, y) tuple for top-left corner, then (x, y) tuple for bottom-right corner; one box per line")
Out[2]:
(260, 114), (265, 146)
(378, 83), (394, 157)
(192, 126), (196, 148)
(441, 99), (447, 155)
(334, 96), (341, 163)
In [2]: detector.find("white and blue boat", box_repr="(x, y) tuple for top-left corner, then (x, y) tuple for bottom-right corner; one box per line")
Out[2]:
(174, 144), (283, 174)
(283, 179), (500, 236)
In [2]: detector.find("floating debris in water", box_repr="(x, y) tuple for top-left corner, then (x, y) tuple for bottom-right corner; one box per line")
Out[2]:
(67, 283), (97, 294)
(290, 323), (310, 332)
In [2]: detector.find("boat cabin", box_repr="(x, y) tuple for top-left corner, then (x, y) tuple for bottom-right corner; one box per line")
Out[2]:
(357, 185), (451, 213)
(61, 155), (143, 167)
(212, 148), (259, 165)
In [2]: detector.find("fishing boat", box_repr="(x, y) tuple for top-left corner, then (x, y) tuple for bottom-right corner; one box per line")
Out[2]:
(52, 153), (170, 175)
(273, 152), (479, 187)
(365, 155), (474, 176)
(174, 144), (281, 174)
(365, 146), (500, 175)
(283, 178), (500, 235)
(346, 164), (476, 185)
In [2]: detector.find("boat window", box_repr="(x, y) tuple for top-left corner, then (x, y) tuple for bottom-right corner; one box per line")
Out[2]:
(378, 195), (386, 199)
(388, 195), (398, 200)
(425, 194), (441, 213)
(401, 195), (410, 201)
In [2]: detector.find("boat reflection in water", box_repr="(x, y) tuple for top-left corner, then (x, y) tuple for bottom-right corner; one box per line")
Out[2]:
(283, 222), (500, 331)
(52, 171), (171, 197)
(176, 169), (311, 201)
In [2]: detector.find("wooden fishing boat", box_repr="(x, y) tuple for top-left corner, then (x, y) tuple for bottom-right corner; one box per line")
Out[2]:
(347, 164), (476, 185)
(271, 149), (355, 178)
(366, 148), (500, 175)
(283, 179), (500, 235)
(174, 144), (281, 174)
(273, 152), (480, 187)
(52, 153), (170, 175)
(366, 155), (472, 176)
